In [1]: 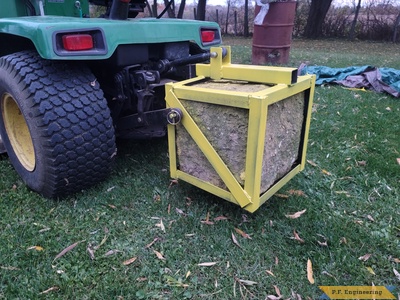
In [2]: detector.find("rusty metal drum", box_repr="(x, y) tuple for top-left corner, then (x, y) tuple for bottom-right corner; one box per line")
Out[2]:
(252, 1), (297, 65)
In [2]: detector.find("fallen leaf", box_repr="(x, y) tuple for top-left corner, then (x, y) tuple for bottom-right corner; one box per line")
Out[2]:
(136, 277), (147, 282)
(307, 160), (318, 167)
(123, 256), (137, 266)
(197, 262), (218, 267)
(234, 228), (252, 239)
(358, 253), (372, 261)
(273, 285), (282, 297)
(153, 250), (165, 260)
(322, 169), (332, 176)
(201, 212), (214, 225)
(266, 270), (275, 277)
(214, 215), (228, 221)
(391, 258), (400, 263)
(322, 271), (338, 281)
(87, 245), (95, 260)
(307, 259), (314, 284)
(266, 295), (282, 300)
(238, 279), (257, 286)
(366, 215), (375, 222)
(293, 229), (305, 243)
(0, 266), (20, 271)
(27, 246), (44, 251)
(104, 249), (123, 256)
(145, 237), (160, 249)
(168, 179), (178, 188)
(357, 160), (367, 166)
(397, 158), (400, 165)
(175, 208), (187, 216)
(285, 209), (307, 219)
(288, 189), (307, 197)
(156, 219), (165, 233)
(317, 234), (328, 247)
(185, 271), (191, 279)
(394, 268), (400, 281)
(366, 267), (375, 275)
(231, 232), (242, 248)
(38, 286), (59, 295)
(53, 241), (83, 261)
(275, 256), (279, 265)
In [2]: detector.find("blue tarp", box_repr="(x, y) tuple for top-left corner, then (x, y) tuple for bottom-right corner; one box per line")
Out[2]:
(299, 65), (400, 97)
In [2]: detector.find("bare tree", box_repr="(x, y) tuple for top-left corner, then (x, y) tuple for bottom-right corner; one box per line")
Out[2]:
(196, 0), (207, 20)
(304, 0), (333, 38)
(349, 0), (362, 40)
(243, 0), (249, 36)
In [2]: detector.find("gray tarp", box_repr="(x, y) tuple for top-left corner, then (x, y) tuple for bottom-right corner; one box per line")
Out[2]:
(299, 65), (400, 97)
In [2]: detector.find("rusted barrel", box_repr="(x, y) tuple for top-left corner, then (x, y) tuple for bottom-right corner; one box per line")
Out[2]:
(252, 1), (297, 65)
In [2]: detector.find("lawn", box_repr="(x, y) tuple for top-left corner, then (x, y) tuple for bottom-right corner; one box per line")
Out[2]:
(0, 38), (399, 299)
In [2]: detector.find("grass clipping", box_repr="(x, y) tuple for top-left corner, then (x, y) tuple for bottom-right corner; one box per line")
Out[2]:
(176, 79), (305, 194)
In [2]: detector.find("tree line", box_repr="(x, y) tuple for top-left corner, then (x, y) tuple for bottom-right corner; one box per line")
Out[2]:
(140, 0), (400, 42)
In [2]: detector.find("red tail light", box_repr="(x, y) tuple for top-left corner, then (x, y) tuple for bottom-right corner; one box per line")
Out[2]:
(62, 34), (94, 51)
(201, 30), (215, 43)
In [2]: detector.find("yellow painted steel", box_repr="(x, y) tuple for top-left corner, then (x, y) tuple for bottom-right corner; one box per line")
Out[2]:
(2, 93), (35, 171)
(166, 47), (316, 212)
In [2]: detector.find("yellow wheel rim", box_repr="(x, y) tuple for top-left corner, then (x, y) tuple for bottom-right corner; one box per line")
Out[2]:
(2, 93), (36, 171)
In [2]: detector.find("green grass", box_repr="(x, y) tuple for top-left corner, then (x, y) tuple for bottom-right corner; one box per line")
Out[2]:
(1, 39), (399, 299)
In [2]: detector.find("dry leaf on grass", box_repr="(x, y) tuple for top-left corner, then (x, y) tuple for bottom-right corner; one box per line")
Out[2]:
(123, 256), (137, 266)
(155, 219), (165, 232)
(0, 266), (20, 271)
(322, 271), (338, 282)
(397, 158), (400, 165)
(307, 160), (318, 167)
(175, 208), (187, 216)
(238, 279), (257, 286)
(292, 230), (305, 243)
(104, 249), (123, 256)
(322, 169), (332, 176)
(266, 270), (275, 277)
(231, 232), (242, 248)
(214, 215), (229, 221)
(87, 245), (95, 260)
(38, 286), (59, 295)
(273, 285), (282, 297)
(288, 189), (307, 197)
(53, 240), (84, 262)
(201, 212), (214, 225)
(234, 228), (252, 239)
(285, 209), (307, 219)
(197, 262), (218, 267)
(394, 268), (400, 281)
(27, 246), (44, 251)
(266, 295), (281, 300)
(358, 253), (372, 261)
(307, 259), (314, 284)
(366, 267), (375, 275)
(145, 237), (160, 249)
(153, 250), (165, 260)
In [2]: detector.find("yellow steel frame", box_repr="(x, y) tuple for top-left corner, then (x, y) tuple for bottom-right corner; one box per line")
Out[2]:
(165, 47), (316, 212)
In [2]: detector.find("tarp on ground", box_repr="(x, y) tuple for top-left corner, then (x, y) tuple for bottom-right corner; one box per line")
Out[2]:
(299, 65), (400, 97)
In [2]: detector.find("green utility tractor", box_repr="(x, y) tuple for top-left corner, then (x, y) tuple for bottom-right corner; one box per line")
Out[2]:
(0, 0), (222, 198)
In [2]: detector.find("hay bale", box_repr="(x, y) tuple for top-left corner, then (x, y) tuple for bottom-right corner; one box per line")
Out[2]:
(176, 79), (305, 193)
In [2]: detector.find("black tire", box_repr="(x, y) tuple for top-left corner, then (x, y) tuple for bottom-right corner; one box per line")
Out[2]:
(0, 51), (116, 198)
